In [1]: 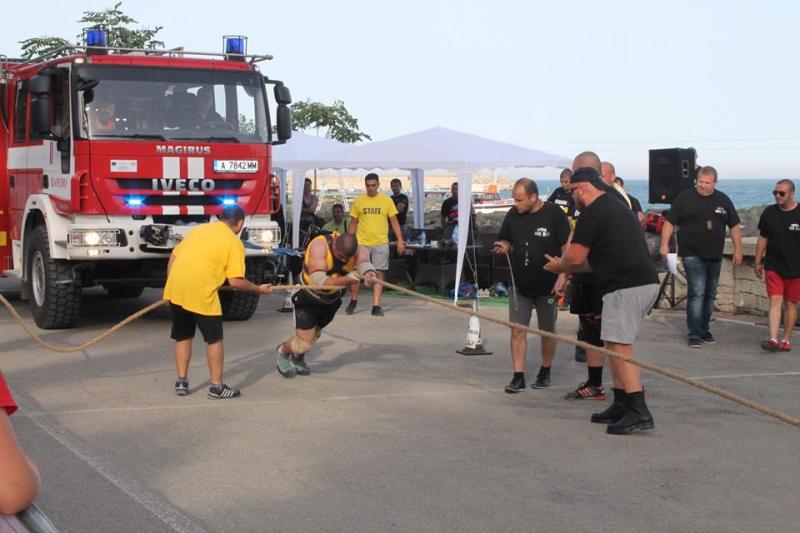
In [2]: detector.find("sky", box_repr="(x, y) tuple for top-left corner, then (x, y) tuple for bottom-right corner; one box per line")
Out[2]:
(2, 0), (798, 179)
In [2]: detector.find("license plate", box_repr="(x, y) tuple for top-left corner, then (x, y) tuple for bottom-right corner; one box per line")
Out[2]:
(213, 160), (258, 173)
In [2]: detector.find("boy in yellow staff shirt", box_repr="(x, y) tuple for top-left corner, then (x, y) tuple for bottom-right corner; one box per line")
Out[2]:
(163, 206), (272, 399)
(346, 173), (406, 316)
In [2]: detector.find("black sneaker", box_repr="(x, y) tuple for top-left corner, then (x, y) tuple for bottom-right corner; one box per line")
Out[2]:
(531, 374), (551, 389)
(371, 305), (384, 317)
(345, 300), (357, 315)
(175, 378), (189, 396)
(688, 338), (703, 348)
(504, 375), (526, 393)
(208, 383), (241, 399)
(701, 334), (717, 345)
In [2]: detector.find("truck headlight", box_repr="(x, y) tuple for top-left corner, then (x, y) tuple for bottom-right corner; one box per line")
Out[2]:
(242, 226), (280, 246)
(69, 229), (126, 247)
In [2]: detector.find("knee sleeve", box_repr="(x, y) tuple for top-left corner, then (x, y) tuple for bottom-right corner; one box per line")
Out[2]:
(578, 315), (603, 347)
(288, 336), (313, 354)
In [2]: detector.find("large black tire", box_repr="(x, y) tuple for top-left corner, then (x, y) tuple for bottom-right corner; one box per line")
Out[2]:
(220, 259), (268, 321)
(26, 225), (81, 329)
(104, 285), (145, 298)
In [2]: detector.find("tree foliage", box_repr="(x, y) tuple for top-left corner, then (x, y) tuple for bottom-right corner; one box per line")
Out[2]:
(291, 99), (371, 144)
(19, 2), (164, 60)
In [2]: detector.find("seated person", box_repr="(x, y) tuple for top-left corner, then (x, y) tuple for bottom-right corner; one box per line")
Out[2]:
(88, 96), (118, 132)
(322, 203), (349, 234)
(196, 86), (225, 126)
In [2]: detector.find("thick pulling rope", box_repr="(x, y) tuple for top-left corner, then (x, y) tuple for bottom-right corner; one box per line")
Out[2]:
(0, 284), (311, 354)
(374, 279), (800, 429)
(1, 280), (798, 428)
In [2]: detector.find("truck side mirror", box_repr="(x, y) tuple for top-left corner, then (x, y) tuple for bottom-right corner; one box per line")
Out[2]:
(273, 84), (292, 106)
(29, 74), (54, 138)
(275, 105), (292, 144)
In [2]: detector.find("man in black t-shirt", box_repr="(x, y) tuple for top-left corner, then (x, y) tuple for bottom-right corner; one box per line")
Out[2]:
(545, 166), (659, 435)
(390, 178), (409, 239)
(615, 177), (644, 223)
(440, 182), (459, 238)
(547, 168), (576, 219)
(755, 179), (800, 352)
(495, 178), (570, 393)
(660, 166), (742, 347)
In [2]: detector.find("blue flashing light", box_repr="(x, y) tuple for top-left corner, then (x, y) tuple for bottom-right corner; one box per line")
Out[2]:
(224, 35), (246, 55)
(126, 196), (144, 207)
(221, 197), (237, 206)
(86, 29), (108, 48)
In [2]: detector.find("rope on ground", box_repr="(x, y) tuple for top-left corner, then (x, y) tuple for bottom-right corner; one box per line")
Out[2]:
(376, 279), (800, 429)
(2, 279), (798, 429)
(0, 284), (312, 354)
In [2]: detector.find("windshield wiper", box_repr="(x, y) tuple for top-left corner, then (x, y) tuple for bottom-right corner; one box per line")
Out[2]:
(171, 136), (241, 143)
(94, 133), (167, 141)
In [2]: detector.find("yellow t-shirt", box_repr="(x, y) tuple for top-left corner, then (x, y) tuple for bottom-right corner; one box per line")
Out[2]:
(163, 221), (246, 316)
(349, 193), (398, 246)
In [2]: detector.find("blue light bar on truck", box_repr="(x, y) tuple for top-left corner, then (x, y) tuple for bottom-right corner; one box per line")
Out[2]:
(126, 196), (144, 207)
(223, 35), (247, 55)
(221, 197), (237, 206)
(86, 29), (108, 47)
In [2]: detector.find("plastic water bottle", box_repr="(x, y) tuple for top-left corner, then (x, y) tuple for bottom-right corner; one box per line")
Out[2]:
(420, 230), (426, 246)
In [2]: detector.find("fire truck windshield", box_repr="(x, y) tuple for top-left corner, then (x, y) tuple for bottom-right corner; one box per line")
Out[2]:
(75, 66), (269, 143)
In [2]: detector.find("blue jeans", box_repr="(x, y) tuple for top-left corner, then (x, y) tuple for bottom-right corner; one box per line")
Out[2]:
(683, 256), (722, 340)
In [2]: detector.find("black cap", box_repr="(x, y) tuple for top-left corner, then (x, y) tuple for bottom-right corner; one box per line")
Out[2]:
(570, 167), (601, 184)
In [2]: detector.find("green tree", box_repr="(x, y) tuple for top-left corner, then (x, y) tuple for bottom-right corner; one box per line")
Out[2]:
(291, 99), (371, 143)
(19, 2), (164, 60)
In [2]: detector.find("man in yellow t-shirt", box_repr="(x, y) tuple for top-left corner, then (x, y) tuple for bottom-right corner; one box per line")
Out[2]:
(346, 173), (405, 316)
(163, 205), (271, 399)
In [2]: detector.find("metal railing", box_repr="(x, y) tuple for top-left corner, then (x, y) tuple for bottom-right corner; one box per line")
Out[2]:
(0, 504), (59, 533)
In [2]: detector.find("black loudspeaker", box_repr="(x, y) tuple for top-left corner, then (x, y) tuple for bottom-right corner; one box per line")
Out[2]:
(648, 148), (696, 204)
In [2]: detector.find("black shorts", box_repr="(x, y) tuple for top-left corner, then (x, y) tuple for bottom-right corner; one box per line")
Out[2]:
(569, 278), (604, 316)
(292, 290), (342, 331)
(170, 303), (223, 343)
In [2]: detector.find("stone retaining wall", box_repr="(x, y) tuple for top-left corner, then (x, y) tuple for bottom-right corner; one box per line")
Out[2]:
(663, 238), (770, 315)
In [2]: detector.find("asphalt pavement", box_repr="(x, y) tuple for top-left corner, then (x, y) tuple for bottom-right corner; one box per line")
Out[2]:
(1, 281), (798, 532)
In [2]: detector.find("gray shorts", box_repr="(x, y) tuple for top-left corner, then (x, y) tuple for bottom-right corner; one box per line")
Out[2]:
(509, 291), (558, 333)
(601, 284), (659, 344)
(366, 243), (390, 271)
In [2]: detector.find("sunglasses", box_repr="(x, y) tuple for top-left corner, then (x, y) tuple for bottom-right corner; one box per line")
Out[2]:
(773, 190), (788, 197)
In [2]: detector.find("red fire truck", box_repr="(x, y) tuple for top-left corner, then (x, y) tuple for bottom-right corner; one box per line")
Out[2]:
(0, 32), (292, 329)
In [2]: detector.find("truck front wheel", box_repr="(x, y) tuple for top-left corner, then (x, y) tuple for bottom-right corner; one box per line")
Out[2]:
(220, 259), (269, 321)
(26, 226), (81, 329)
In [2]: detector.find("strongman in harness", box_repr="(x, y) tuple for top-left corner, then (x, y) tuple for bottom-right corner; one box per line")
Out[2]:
(276, 232), (377, 376)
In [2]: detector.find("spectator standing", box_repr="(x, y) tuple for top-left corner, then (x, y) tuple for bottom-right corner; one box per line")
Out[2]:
(390, 179), (410, 239)
(322, 203), (349, 234)
(545, 166), (660, 435)
(547, 168), (577, 219)
(346, 173), (406, 316)
(494, 179), (570, 392)
(615, 177), (645, 223)
(300, 178), (323, 229)
(660, 166), (743, 347)
(755, 179), (800, 352)
(164, 206), (272, 398)
(0, 372), (40, 515)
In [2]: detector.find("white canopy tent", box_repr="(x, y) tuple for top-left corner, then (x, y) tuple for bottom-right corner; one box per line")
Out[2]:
(271, 132), (348, 247)
(281, 127), (571, 301)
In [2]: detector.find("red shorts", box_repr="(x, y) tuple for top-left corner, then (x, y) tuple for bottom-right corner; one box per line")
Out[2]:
(765, 270), (800, 302)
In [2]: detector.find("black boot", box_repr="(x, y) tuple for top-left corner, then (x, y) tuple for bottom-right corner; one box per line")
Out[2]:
(590, 388), (627, 424)
(606, 391), (654, 435)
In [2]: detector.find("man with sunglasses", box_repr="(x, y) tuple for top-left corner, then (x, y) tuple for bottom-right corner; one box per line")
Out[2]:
(659, 167), (743, 348)
(755, 179), (800, 352)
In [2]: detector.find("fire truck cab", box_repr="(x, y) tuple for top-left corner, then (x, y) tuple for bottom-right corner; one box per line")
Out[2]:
(0, 33), (292, 329)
